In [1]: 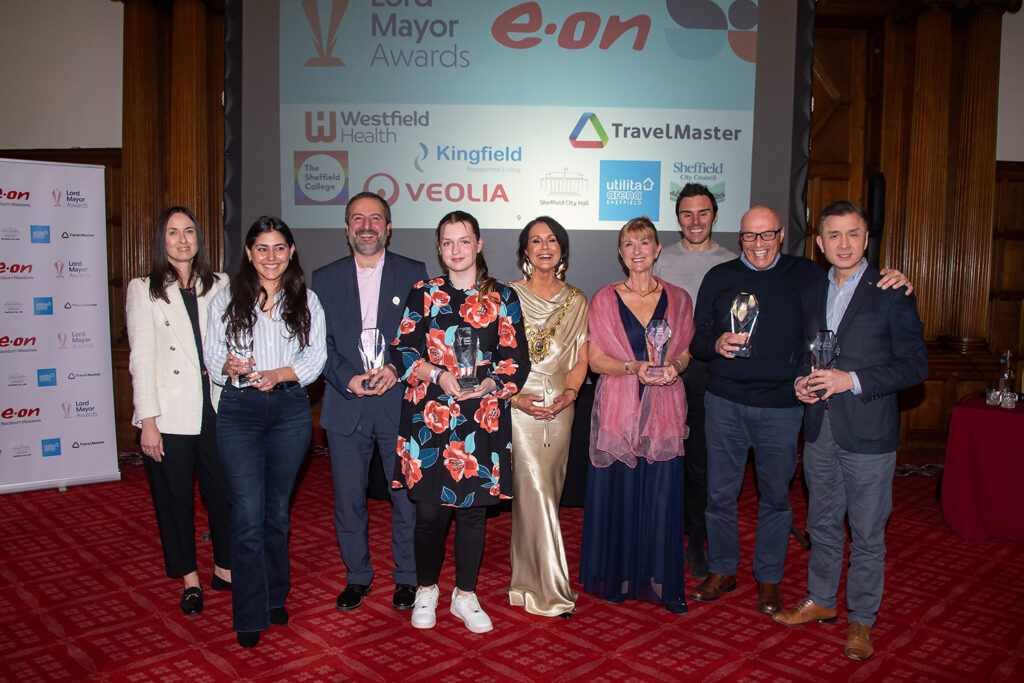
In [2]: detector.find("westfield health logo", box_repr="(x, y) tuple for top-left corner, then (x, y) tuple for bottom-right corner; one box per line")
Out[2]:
(303, 0), (348, 66)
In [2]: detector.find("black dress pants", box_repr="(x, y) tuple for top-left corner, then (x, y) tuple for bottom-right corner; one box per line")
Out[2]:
(143, 404), (232, 578)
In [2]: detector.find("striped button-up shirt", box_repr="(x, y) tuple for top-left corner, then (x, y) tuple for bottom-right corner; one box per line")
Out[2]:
(204, 287), (326, 387)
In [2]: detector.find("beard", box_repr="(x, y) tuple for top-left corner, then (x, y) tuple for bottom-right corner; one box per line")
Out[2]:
(348, 230), (387, 256)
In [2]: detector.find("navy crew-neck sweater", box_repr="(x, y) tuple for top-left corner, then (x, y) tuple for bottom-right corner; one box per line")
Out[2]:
(691, 254), (823, 408)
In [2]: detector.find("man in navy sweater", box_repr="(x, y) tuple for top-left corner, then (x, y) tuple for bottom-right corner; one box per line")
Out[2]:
(689, 205), (910, 616)
(774, 202), (927, 661)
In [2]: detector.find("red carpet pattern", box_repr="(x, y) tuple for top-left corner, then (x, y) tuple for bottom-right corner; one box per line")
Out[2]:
(2, 456), (1023, 682)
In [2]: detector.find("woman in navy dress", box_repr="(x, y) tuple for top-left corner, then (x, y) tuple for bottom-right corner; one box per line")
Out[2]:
(580, 217), (694, 614)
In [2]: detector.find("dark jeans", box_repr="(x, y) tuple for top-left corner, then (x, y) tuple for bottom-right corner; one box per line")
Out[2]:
(144, 402), (231, 577)
(683, 358), (710, 544)
(217, 383), (311, 632)
(414, 502), (486, 592)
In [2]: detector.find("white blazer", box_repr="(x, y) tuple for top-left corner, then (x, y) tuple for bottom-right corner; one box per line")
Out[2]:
(126, 274), (229, 435)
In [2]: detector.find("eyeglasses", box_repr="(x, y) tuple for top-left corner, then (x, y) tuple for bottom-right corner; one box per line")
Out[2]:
(740, 227), (782, 242)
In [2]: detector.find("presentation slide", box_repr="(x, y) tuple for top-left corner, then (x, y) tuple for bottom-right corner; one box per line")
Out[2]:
(279, 0), (757, 233)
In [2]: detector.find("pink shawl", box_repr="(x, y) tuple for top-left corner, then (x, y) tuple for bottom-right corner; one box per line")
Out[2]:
(589, 278), (694, 468)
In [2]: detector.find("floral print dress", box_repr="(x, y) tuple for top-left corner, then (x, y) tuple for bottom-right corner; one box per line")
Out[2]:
(390, 277), (530, 507)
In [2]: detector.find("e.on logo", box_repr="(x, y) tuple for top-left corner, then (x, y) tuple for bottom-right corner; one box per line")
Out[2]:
(0, 335), (36, 349)
(492, 2), (650, 50)
(1, 406), (40, 419)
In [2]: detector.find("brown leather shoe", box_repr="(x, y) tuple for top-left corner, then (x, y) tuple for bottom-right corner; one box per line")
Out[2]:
(844, 622), (874, 660)
(772, 597), (838, 625)
(756, 582), (783, 614)
(689, 573), (737, 602)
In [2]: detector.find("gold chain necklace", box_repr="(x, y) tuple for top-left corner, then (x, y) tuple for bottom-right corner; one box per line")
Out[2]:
(622, 280), (659, 297)
(525, 288), (580, 363)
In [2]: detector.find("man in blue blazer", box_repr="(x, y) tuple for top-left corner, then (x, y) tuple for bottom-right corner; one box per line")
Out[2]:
(773, 201), (928, 662)
(312, 192), (428, 612)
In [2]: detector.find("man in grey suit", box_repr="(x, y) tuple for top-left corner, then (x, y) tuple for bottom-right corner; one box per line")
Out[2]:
(312, 192), (428, 611)
(773, 201), (928, 661)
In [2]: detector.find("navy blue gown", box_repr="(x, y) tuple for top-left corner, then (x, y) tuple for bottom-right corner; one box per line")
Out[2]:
(579, 291), (687, 612)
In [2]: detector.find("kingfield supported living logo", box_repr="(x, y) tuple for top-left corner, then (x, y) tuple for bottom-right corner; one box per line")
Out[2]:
(599, 161), (661, 222)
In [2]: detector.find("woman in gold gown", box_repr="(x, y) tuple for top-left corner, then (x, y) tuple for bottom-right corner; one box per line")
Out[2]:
(508, 216), (589, 618)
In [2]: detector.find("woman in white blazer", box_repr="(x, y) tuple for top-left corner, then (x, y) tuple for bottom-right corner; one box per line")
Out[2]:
(126, 206), (232, 616)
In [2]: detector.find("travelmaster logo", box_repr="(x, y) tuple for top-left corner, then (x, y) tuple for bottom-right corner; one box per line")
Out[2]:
(599, 161), (661, 222)
(569, 112), (609, 149)
(665, 0), (757, 63)
(295, 151), (349, 206)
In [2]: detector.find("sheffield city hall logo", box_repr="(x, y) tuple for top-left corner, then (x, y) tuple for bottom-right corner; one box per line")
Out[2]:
(303, 0), (347, 67)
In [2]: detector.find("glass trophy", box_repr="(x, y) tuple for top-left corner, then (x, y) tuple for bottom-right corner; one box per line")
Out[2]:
(452, 326), (480, 390)
(809, 330), (840, 398)
(229, 337), (255, 387)
(357, 328), (386, 391)
(645, 318), (672, 377)
(730, 293), (759, 358)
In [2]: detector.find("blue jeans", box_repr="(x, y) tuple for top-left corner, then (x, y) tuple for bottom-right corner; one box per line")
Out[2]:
(217, 383), (311, 632)
(803, 411), (895, 627)
(704, 392), (802, 582)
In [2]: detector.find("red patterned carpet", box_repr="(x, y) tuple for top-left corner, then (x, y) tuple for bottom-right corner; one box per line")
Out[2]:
(2, 455), (1023, 682)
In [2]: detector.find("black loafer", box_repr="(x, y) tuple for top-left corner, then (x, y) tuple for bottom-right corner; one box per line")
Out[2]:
(269, 606), (289, 626)
(180, 587), (203, 616)
(393, 583), (416, 610)
(665, 598), (689, 615)
(211, 574), (231, 591)
(237, 631), (260, 649)
(335, 584), (371, 611)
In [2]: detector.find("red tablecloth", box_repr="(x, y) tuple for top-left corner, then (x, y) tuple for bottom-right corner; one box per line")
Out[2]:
(941, 394), (1024, 543)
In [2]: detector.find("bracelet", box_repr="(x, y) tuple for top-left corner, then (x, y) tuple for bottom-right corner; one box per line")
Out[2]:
(624, 360), (632, 375)
(428, 367), (443, 384)
(510, 393), (521, 410)
(564, 387), (578, 400)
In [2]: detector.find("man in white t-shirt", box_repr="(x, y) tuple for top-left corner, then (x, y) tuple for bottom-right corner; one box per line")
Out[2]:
(653, 183), (735, 580)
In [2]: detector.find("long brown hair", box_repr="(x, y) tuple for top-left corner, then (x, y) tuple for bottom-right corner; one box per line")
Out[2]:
(223, 216), (311, 349)
(147, 206), (219, 302)
(436, 210), (497, 296)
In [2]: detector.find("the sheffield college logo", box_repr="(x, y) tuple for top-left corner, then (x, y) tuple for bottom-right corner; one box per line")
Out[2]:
(294, 151), (349, 206)
(41, 438), (61, 457)
(569, 113), (609, 149)
(363, 173), (509, 206)
(599, 160), (661, 222)
(303, 0), (348, 66)
(37, 368), (57, 387)
(33, 297), (53, 316)
(31, 225), (50, 243)
(665, 0), (757, 63)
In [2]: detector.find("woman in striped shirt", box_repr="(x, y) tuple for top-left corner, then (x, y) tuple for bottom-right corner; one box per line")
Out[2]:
(204, 215), (326, 649)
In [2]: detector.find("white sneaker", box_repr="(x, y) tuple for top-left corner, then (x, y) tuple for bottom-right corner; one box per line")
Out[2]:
(450, 589), (493, 633)
(411, 586), (439, 629)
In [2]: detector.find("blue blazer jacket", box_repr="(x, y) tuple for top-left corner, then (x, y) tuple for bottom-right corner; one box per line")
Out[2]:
(800, 265), (928, 454)
(312, 251), (428, 436)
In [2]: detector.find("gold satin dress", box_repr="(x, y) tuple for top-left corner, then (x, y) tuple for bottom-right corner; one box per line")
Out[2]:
(508, 282), (589, 616)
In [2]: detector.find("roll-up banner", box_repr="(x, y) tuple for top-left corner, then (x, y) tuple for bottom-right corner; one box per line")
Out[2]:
(0, 158), (119, 494)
